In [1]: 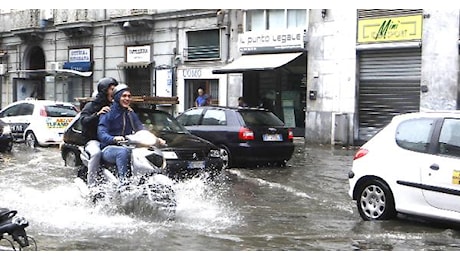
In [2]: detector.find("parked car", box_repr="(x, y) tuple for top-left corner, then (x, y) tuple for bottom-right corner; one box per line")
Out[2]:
(0, 99), (78, 148)
(60, 103), (224, 180)
(175, 106), (295, 168)
(348, 111), (460, 224)
(0, 118), (13, 152)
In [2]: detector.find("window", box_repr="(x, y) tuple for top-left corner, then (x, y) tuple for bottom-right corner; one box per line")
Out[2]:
(438, 118), (460, 157)
(177, 108), (204, 126)
(0, 105), (20, 117)
(240, 111), (285, 127)
(44, 105), (78, 117)
(395, 118), (435, 153)
(202, 109), (226, 126)
(185, 29), (220, 61)
(245, 9), (308, 31)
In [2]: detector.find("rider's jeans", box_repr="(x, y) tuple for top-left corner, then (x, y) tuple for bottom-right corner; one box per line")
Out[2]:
(85, 140), (102, 188)
(101, 145), (131, 184)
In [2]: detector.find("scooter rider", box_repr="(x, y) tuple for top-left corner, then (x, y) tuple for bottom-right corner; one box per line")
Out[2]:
(80, 77), (118, 190)
(97, 84), (146, 185)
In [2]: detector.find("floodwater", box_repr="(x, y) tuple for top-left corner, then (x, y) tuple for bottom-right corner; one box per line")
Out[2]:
(1, 139), (460, 252)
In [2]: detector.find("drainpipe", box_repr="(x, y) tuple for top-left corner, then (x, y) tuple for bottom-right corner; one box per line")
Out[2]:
(102, 9), (107, 78)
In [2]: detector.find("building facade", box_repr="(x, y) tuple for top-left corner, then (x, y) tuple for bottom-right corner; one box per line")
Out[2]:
(0, 9), (459, 145)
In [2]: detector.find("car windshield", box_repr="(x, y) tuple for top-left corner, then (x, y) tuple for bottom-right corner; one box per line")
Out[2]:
(239, 110), (285, 127)
(45, 105), (78, 117)
(137, 110), (189, 134)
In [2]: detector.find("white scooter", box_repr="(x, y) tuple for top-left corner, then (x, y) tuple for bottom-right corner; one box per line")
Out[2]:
(75, 130), (176, 221)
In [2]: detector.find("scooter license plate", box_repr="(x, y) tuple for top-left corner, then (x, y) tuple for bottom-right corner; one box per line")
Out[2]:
(188, 161), (205, 169)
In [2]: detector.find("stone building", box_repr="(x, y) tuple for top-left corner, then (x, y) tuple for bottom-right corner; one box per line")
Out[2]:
(0, 9), (458, 145)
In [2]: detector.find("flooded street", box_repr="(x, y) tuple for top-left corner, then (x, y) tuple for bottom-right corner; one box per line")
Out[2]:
(2, 139), (460, 251)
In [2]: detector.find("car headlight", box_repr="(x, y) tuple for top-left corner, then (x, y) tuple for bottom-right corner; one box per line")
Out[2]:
(162, 151), (178, 159)
(2, 124), (11, 135)
(209, 149), (221, 158)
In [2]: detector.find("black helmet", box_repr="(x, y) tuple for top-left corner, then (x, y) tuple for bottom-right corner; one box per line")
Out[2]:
(97, 77), (118, 93)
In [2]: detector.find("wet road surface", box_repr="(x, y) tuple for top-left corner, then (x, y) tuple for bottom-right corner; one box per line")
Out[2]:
(1, 139), (460, 251)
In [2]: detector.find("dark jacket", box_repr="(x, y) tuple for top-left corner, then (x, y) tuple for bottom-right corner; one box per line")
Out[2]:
(80, 92), (112, 143)
(97, 97), (145, 149)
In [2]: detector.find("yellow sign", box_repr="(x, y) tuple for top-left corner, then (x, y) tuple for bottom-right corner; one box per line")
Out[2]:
(358, 15), (423, 43)
(453, 170), (460, 185)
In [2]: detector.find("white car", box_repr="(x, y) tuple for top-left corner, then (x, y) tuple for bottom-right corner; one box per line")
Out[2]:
(0, 99), (78, 147)
(348, 111), (460, 223)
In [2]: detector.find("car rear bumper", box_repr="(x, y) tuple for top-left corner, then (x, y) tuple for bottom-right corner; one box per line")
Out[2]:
(230, 142), (295, 163)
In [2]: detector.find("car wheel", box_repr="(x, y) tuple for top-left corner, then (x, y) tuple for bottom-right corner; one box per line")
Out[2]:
(356, 179), (396, 221)
(25, 132), (38, 148)
(64, 149), (81, 167)
(219, 146), (231, 169)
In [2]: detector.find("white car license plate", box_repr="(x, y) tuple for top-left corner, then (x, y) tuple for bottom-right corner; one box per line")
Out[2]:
(188, 161), (205, 169)
(263, 134), (282, 141)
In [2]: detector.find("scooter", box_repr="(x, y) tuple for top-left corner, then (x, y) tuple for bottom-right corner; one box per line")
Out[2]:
(0, 208), (37, 251)
(75, 130), (177, 221)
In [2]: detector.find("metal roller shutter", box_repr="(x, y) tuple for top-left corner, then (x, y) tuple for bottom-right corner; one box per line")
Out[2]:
(358, 49), (421, 142)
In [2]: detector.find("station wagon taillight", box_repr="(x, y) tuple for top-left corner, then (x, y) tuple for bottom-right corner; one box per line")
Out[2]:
(239, 127), (254, 141)
(353, 148), (368, 160)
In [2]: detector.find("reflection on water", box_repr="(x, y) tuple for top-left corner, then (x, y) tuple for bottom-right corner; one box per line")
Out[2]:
(1, 142), (460, 251)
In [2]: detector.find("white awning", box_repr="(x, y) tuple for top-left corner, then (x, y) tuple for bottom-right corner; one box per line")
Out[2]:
(212, 52), (303, 74)
(8, 69), (92, 77)
(117, 62), (152, 69)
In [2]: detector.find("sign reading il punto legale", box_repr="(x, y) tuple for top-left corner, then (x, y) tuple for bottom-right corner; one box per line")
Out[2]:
(358, 15), (423, 44)
(238, 29), (305, 53)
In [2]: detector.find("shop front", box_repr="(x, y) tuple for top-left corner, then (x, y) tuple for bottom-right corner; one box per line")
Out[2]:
(356, 11), (423, 143)
(213, 28), (307, 136)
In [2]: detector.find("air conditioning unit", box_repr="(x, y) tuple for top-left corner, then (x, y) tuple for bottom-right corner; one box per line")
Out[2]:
(0, 64), (7, 75)
(48, 61), (62, 71)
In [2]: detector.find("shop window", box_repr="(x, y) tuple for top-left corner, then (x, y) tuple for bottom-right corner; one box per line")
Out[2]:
(185, 29), (220, 61)
(245, 9), (308, 31)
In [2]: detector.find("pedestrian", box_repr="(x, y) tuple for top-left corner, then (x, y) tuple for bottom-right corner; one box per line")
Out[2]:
(238, 96), (248, 107)
(195, 88), (210, 107)
(80, 77), (118, 193)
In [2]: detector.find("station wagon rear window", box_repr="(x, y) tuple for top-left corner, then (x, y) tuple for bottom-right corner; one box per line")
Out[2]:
(240, 111), (284, 127)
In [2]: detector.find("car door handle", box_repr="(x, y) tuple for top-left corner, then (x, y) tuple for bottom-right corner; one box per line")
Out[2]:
(430, 164), (439, 171)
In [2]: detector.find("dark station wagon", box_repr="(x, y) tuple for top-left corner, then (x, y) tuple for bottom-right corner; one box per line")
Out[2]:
(176, 106), (295, 168)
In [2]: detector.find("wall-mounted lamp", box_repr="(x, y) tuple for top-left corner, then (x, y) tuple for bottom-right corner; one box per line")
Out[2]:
(321, 9), (327, 19)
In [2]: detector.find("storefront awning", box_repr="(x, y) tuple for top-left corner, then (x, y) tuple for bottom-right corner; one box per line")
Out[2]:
(8, 69), (92, 77)
(63, 61), (93, 72)
(212, 52), (304, 74)
(117, 62), (152, 69)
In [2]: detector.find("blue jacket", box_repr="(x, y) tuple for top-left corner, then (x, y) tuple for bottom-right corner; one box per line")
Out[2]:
(98, 101), (145, 149)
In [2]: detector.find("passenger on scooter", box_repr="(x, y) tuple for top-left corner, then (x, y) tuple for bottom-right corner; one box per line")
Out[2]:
(98, 84), (157, 185)
(80, 77), (118, 190)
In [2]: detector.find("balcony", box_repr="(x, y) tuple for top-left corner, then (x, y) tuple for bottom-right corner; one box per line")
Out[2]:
(10, 10), (44, 42)
(55, 10), (94, 37)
